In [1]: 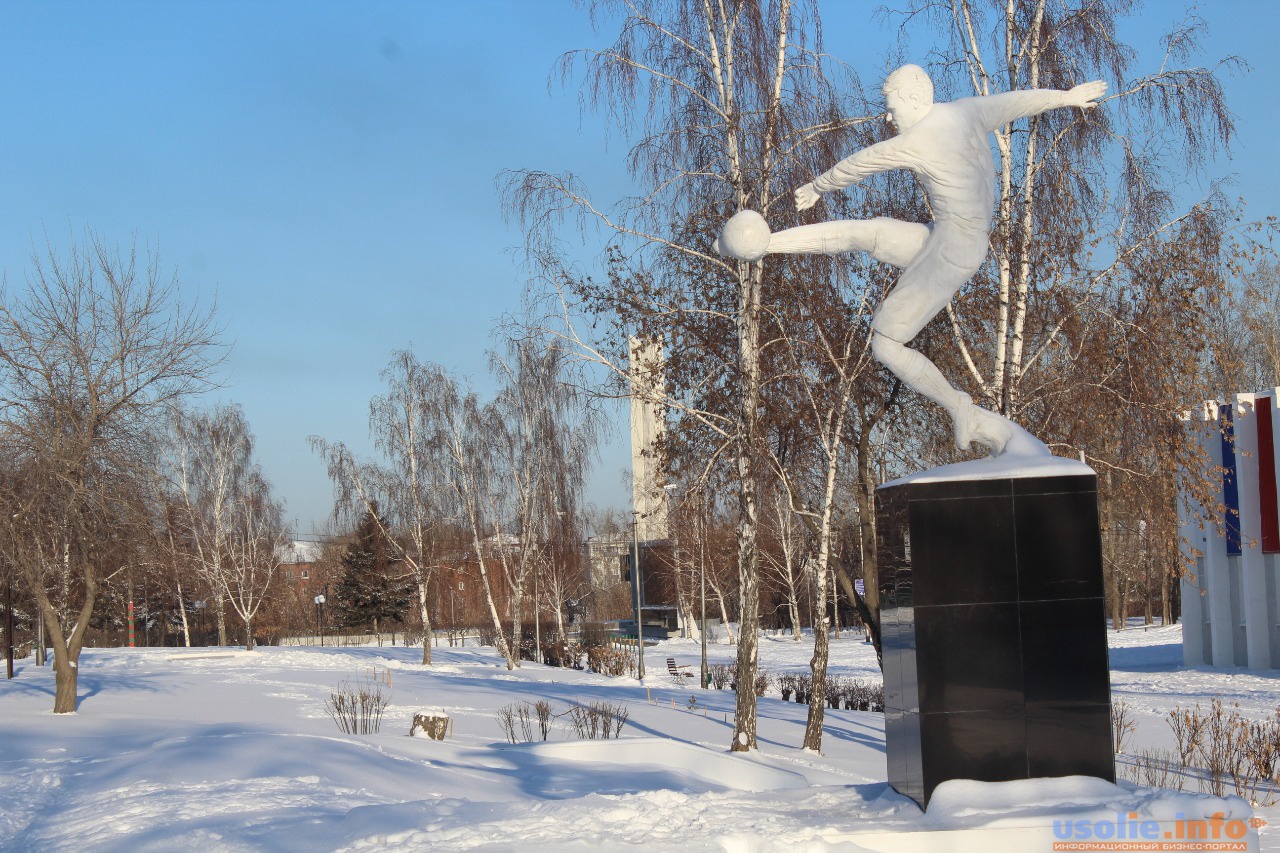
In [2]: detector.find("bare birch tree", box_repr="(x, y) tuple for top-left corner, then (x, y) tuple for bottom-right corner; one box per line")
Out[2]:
(169, 404), (284, 650)
(416, 367), (520, 667)
(486, 336), (599, 664)
(760, 488), (806, 640)
(508, 0), (870, 753)
(220, 468), (286, 649)
(762, 262), (886, 750)
(169, 404), (246, 646)
(1230, 259), (1280, 391)
(312, 350), (456, 665)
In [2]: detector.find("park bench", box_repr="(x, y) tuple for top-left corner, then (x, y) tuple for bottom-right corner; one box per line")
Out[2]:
(667, 657), (694, 685)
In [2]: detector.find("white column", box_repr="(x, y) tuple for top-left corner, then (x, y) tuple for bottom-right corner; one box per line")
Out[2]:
(1270, 387), (1280, 544)
(1177, 408), (1206, 666)
(1235, 394), (1271, 668)
(1202, 401), (1236, 667)
(1264, 389), (1274, 666)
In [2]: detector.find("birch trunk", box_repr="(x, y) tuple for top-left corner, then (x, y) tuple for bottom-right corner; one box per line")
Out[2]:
(472, 540), (516, 668)
(731, 261), (764, 752)
(177, 579), (192, 648)
(215, 588), (227, 646)
(802, 389), (850, 751)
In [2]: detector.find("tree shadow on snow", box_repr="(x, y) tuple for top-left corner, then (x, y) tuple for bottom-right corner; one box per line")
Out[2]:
(1107, 641), (1184, 672)
(0, 669), (165, 706)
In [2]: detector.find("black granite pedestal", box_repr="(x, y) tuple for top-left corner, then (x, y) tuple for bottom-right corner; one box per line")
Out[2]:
(875, 473), (1114, 809)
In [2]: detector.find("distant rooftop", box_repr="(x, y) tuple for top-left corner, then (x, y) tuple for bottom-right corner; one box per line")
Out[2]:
(277, 540), (324, 565)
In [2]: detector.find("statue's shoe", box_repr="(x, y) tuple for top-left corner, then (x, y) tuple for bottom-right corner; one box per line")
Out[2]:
(954, 398), (1048, 458)
(1001, 420), (1051, 457)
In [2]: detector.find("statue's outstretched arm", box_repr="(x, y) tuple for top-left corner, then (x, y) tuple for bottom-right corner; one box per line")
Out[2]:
(794, 135), (912, 210)
(971, 80), (1106, 130)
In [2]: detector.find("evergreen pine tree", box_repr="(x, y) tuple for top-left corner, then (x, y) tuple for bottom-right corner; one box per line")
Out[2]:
(333, 505), (412, 638)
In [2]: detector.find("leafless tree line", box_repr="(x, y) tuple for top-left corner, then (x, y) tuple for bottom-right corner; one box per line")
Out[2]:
(312, 334), (600, 670)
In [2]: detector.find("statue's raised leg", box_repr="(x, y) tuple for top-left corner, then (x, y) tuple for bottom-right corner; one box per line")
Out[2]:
(713, 210), (928, 269)
(713, 210), (1045, 458)
(764, 218), (929, 269)
(870, 332), (1013, 456)
(866, 224), (1045, 457)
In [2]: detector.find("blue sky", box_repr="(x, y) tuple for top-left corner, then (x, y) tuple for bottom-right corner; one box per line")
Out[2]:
(2, 1), (1276, 535)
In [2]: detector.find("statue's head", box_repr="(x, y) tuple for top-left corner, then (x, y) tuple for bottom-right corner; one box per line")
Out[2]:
(882, 64), (933, 131)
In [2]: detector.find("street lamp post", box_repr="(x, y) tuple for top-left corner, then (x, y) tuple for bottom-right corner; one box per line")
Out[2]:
(700, 539), (708, 689)
(449, 583), (456, 646)
(533, 562), (540, 664)
(193, 600), (206, 646)
(5, 573), (13, 680)
(127, 574), (135, 649)
(313, 594), (326, 647)
(632, 515), (645, 681)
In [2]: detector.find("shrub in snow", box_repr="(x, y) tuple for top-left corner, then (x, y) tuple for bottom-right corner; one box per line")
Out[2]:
(1113, 698), (1137, 754)
(534, 700), (555, 740)
(540, 640), (584, 669)
(1146, 700), (1280, 805)
(824, 676), (844, 709)
(496, 700), (560, 743)
(578, 627), (620, 675)
(518, 631), (538, 662)
(586, 645), (634, 677)
(324, 675), (389, 735)
(793, 673), (811, 703)
(1118, 748), (1185, 791)
(1197, 699), (1248, 798)
(777, 672), (885, 706)
(567, 700), (628, 740)
(708, 663), (733, 690)
(496, 701), (536, 743)
(1241, 710), (1280, 801)
(829, 678), (883, 712)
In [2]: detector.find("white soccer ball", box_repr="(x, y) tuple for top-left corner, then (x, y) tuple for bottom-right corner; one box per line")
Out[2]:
(714, 210), (771, 262)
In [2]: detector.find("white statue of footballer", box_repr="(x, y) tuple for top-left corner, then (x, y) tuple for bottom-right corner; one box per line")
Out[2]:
(716, 64), (1106, 457)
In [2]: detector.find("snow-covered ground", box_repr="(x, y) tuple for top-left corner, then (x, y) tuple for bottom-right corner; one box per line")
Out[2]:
(0, 624), (1273, 851)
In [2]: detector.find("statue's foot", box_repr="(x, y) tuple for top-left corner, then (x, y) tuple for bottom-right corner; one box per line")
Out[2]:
(714, 210), (771, 262)
(953, 397), (1014, 457)
(954, 398), (1052, 458)
(1001, 421), (1052, 457)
